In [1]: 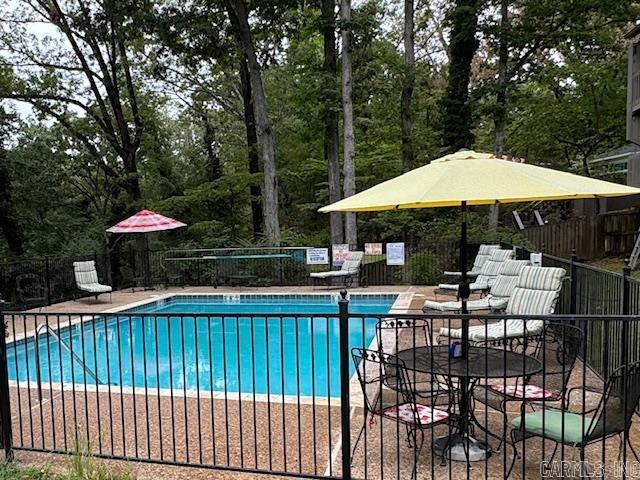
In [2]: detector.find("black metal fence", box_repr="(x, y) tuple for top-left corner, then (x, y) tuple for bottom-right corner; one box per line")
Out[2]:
(1, 299), (640, 479)
(0, 242), (463, 310)
(0, 252), (111, 310)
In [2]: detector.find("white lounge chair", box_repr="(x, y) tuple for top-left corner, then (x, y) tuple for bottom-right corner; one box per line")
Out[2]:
(436, 248), (514, 295)
(438, 265), (566, 342)
(310, 251), (365, 288)
(73, 260), (112, 301)
(424, 259), (530, 312)
(443, 244), (500, 279)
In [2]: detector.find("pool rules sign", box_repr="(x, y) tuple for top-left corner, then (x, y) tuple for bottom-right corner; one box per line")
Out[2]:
(386, 242), (405, 265)
(306, 248), (329, 265)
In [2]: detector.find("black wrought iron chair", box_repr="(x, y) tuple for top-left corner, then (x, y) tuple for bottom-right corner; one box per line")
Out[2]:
(351, 348), (454, 477)
(119, 265), (145, 292)
(507, 359), (640, 478)
(471, 322), (583, 451)
(161, 260), (183, 287)
(15, 273), (47, 309)
(375, 319), (454, 404)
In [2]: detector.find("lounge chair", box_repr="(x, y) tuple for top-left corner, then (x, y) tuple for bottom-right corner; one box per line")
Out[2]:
(73, 260), (112, 301)
(436, 248), (514, 296)
(310, 251), (365, 288)
(423, 259), (529, 312)
(438, 265), (566, 342)
(443, 244), (500, 279)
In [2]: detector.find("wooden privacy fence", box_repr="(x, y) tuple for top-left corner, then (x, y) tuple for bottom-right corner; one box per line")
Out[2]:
(523, 209), (640, 260)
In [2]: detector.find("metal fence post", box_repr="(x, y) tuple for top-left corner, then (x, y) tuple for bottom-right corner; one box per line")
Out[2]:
(569, 249), (577, 315)
(0, 303), (13, 460)
(44, 256), (51, 306)
(338, 290), (351, 480)
(623, 259), (631, 316)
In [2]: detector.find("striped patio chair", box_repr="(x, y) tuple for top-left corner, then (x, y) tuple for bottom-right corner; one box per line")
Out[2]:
(438, 266), (566, 342)
(423, 259), (530, 313)
(73, 260), (112, 301)
(436, 248), (514, 296)
(443, 244), (501, 279)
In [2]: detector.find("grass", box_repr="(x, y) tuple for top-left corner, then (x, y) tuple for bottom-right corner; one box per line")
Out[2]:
(589, 258), (640, 279)
(0, 453), (133, 480)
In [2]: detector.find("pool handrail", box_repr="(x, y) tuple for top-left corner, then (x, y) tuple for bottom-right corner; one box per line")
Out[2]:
(34, 322), (103, 401)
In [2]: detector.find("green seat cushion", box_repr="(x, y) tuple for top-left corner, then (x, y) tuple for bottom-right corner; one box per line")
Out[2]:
(511, 409), (593, 446)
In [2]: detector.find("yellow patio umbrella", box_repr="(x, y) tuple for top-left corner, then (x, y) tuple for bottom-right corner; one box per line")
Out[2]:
(320, 149), (640, 462)
(319, 150), (640, 211)
(320, 149), (640, 334)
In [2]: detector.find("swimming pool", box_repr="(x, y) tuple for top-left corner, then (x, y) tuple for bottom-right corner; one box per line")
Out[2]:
(8, 294), (397, 398)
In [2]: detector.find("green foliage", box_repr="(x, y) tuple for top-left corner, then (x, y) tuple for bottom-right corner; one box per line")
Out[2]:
(0, 0), (636, 261)
(0, 455), (133, 480)
(404, 250), (442, 285)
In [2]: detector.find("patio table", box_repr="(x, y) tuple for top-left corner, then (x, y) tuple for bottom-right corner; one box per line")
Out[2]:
(396, 345), (542, 462)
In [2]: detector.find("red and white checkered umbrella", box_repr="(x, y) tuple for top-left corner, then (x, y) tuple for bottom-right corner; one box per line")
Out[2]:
(106, 209), (186, 234)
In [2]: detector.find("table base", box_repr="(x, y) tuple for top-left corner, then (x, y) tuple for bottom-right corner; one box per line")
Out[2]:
(433, 433), (492, 462)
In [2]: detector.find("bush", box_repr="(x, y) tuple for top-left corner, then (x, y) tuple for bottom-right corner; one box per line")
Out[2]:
(406, 250), (442, 285)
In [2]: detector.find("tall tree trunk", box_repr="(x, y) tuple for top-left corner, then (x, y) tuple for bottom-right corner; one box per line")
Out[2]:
(341, 0), (357, 247)
(226, 0), (280, 245)
(0, 147), (24, 256)
(400, 0), (415, 172)
(239, 56), (264, 237)
(321, 0), (344, 245)
(201, 112), (222, 182)
(490, 0), (509, 231)
(493, 0), (509, 160)
(441, 0), (480, 151)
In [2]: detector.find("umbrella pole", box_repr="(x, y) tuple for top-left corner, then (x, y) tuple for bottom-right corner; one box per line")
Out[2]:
(459, 201), (470, 353)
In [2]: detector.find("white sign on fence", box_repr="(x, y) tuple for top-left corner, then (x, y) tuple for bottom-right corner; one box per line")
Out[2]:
(332, 244), (350, 266)
(306, 248), (329, 265)
(530, 252), (543, 267)
(365, 243), (383, 255)
(386, 242), (405, 266)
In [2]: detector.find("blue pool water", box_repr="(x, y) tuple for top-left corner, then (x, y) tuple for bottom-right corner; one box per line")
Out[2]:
(8, 295), (396, 397)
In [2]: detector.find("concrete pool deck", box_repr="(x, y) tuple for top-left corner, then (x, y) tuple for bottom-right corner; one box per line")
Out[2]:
(5, 286), (640, 479)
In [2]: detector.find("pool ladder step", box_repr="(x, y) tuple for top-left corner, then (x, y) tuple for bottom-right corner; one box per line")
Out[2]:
(34, 322), (104, 402)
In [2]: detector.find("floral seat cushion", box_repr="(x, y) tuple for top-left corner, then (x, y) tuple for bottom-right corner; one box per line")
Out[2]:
(490, 383), (559, 399)
(383, 403), (449, 426)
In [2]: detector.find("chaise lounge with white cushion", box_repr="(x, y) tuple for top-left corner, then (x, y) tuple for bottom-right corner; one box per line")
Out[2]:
(73, 260), (112, 301)
(438, 265), (566, 343)
(424, 259), (530, 313)
(443, 244), (500, 279)
(436, 248), (514, 295)
(310, 251), (365, 288)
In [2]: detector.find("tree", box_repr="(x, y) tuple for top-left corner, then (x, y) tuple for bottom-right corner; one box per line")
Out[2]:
(321, 0), (344, 245)
(239, 56), (265, 238)
(400, 0), (415, 172)
(488, 0), (508, 230)
(226, 0), (281, 245)
(0, 0), (148, 206)
(441, 0), (480, 151)
(0, 146), (24, 256)
(341, 0), (357, 246)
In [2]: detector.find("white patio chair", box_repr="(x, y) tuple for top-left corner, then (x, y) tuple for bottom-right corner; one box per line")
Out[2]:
(443, 244), (500, 279)
(436, 248), (514, 295)
(438, 265), (566, 342)
(73, 260), (112, 301)
(310, 251), (365, 288)
(423, 259), (530, 312)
